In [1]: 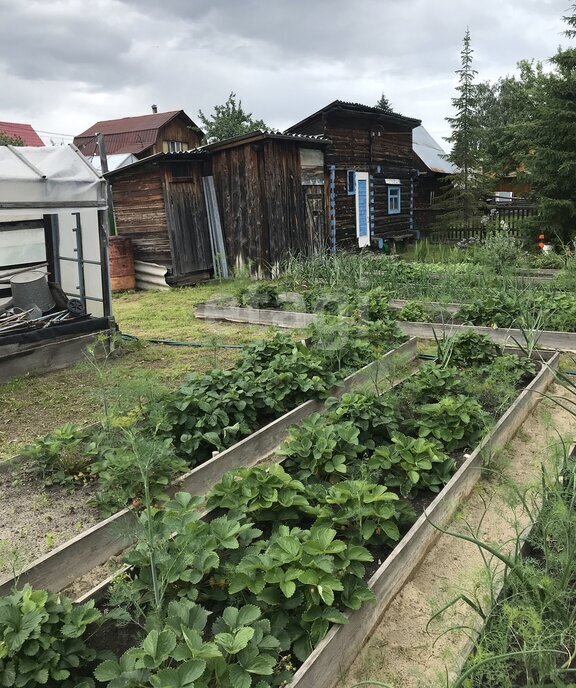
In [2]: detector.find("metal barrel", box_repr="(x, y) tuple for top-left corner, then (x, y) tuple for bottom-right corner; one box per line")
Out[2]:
(109, 236), (136, 291)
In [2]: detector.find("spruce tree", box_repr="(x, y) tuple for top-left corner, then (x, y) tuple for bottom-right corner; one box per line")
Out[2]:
(375, 93), (394, 112)
(531, 4), (576, 241)
(442, 28), (487, 225)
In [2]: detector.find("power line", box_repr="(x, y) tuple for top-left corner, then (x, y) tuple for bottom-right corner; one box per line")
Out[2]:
(35, 129), (75, 137)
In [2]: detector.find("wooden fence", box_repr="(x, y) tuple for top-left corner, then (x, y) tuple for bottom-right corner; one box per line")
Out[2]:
(420, 203), (539, 243)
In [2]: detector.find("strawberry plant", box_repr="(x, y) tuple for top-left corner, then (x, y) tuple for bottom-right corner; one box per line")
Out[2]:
(279, 414), (364, 480)
(324, 392), (398, 447)
(89, 433), (188, 516)
(368, 433), (455, 497)
(410, 395), (490, 452)
(311, 480), (411, 547)
(228, 525), (374, 658)
(0, 585), (101, 688)
(21, 423), (98, 486)
(117, 492), (262, 613)
(438, 331), (502, 368)
(206, 465), (311, 523)
(399, 363), (464, 405)
(95, 601), (283, 688)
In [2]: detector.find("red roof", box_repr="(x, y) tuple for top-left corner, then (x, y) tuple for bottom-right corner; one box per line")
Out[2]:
(73, 110), (202, 156)
(0, 121), (44, 146)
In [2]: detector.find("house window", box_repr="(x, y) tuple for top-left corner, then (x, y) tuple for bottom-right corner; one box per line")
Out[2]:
(166, 141), (188, 153)
(388, 186), (401, 214)
(347, 169), (356, 195)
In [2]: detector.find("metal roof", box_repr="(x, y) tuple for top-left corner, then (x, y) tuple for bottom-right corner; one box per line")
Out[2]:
(412, 125), (456, 174)
(199, 130), (329, 152)
(104, 149), (207, 178)
(73, 110), (203, 156)
(286, 100), (421, 133)
(0, 122), (44, 147)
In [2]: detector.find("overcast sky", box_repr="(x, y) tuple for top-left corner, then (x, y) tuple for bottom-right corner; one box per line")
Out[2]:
(0, 0), (571, 149)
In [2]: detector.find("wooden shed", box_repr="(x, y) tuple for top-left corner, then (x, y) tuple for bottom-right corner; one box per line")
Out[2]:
(203, 132), (328, 275)
(106, 132), (329, 282)
(286, 100), (422, 249)
(106, 151), (212, 285)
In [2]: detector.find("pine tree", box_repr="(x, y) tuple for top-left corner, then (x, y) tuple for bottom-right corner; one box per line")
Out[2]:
(198, 93), (269, 144)
(531, 4), (576, 241)
(442, 28), (487, 225)
(375, 93), (393, 112)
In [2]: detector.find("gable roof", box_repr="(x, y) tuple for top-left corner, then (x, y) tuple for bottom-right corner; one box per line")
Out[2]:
(286, 100), (421, 133)
(73, 110), (203, 156)
(0, 121), (44, 146)
(412, 125), (456, 174)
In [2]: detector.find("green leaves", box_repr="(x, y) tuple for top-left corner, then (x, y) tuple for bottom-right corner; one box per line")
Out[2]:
(214, 628), (255, 655)
(279, 414), (363, 480)
(143, 630), (177, 668)
(0, 585), (100, 687)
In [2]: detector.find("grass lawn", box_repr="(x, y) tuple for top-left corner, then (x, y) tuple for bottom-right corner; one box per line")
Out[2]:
(0, 280), (282, 458)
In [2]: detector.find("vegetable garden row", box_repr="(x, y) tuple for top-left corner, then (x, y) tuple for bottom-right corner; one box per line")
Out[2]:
(0, 320), (559, 687)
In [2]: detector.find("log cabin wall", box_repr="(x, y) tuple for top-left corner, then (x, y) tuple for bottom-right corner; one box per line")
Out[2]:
(288, 106), (420, 247)
(110, 164), (173, 266)
(325, 113), (416, 246)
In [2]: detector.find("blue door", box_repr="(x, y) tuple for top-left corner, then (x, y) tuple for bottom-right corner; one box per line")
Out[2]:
(355, 172), (370, 247)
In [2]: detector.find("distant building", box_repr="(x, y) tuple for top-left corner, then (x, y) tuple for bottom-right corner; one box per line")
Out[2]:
(0, 121), (44, 146)
(73, 108), (204, 159)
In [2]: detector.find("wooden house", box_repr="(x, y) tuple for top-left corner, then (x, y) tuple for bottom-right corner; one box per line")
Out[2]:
(105, 131), (328, 282)
(74, 108), (203, 159)
(286, 100), (422, 248)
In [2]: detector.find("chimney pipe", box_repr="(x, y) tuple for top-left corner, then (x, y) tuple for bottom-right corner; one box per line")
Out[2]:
(151, 104), (158, 114)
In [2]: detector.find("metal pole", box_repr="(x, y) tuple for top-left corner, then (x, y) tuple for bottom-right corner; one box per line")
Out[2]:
(96, 133), (109, 174)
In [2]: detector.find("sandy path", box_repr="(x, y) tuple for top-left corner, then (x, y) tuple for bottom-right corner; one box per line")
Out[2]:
(341, 383), (576, 688)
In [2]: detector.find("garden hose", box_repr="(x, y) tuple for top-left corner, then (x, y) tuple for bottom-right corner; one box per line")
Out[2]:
(120, 333), (245, 349)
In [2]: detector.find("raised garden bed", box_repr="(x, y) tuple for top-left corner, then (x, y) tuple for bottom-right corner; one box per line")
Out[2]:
(73, 349), (559, 688)
(196, 302), (576, 352)
(0, 338), (417, 597)
(286, 353), (559, 688)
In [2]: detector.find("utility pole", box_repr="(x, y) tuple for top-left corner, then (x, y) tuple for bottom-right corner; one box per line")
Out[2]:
(96, 132), (116, 235)
(96, 133), (109, 174)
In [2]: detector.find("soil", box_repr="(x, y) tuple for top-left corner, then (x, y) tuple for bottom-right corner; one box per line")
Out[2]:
(0, 466), (100, 578)
(341, 383), (576, 688)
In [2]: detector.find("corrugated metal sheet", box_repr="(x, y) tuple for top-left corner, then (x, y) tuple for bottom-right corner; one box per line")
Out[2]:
(134, 260), (169, 290)
(0, 122), (44, 146)
(413, 125), (457, 174)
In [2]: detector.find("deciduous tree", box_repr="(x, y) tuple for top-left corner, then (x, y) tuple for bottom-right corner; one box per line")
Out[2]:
(198, 93), (269, 143)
